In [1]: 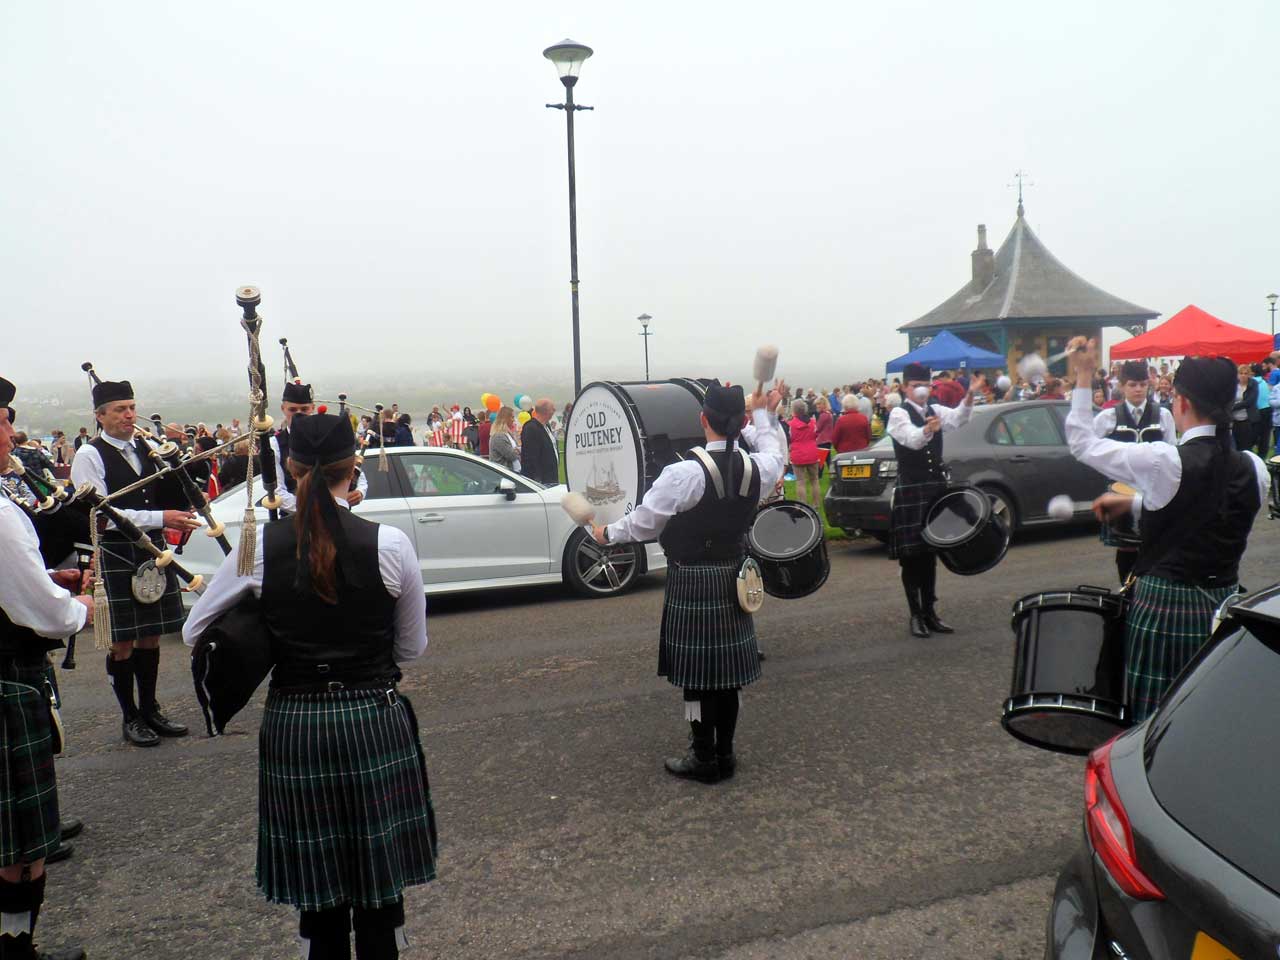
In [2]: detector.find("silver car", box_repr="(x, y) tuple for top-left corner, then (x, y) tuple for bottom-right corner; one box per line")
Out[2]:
(179, 446), (665, 598)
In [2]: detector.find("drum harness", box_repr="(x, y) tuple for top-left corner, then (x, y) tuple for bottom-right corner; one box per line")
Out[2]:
(687, 447), (764, 613)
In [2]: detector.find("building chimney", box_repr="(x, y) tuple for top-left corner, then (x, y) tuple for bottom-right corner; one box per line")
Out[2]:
(971, 223), (995, 291)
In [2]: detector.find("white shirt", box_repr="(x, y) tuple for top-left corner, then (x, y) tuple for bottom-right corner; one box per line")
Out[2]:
(181, 498), (427, 663)
(270, 432), (369, 513)
(886, 397), (972, 449)
(0, 497), (88, 639)
(1066, 387), (1268, 515)
(606, 408), (786, 544)
(70, 431), (165, 531)
(1091, 402), (1177, 442)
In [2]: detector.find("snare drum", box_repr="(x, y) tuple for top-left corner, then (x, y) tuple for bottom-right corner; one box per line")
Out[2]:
(747, 500), (829, 599)
(920, 486), (1011, 576)
(1268, 456), (1280, 519)
(1001, 586), (1130, 755)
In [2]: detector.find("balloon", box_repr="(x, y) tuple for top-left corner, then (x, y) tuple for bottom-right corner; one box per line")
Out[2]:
(518, 395), (534, 412)
(489, 412), (496, 422)
(484, 394), (501, 412)
(517, 411), (531, 424)
(512, 394), (525, 408)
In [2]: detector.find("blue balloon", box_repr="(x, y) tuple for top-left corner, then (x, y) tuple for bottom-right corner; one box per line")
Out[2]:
(489, 412), (497, 422)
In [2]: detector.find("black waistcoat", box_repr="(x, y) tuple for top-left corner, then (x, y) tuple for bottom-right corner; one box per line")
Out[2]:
(1134, 437), (1260, 586)
(1109, 403), (1165, 444)
(659, 449), (762, 563)
(892, 402), (945, 483)
(260, 507), (398, 687)
(90, 435), (164, 511)
(275, 428), (296, 493)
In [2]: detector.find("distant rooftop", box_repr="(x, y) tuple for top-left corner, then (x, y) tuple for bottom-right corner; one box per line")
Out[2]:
(899, 203), (1159, 332)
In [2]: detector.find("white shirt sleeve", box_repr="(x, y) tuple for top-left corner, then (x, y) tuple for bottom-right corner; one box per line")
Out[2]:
(70, 442), (165, 531)
(181, 527), (264, 646)
(1245, 450), (1271, 507)
(377, 525), (428, 663)
(1065, 388), (1183, 510)
(605, 461), (705, 544)
(356, 466), (369, 497)
(268, 435), (296, 513)
(746, 408), (786, 498)
(1092, 408), (1117, 439)
(886, 406), (926, 450)
(936, 399), (973, 432)
(0, 500), (88, 639)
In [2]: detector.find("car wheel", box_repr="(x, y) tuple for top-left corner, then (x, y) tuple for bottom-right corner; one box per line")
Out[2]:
(978, 484), (1018, 531)
(564, 529), (642, 597)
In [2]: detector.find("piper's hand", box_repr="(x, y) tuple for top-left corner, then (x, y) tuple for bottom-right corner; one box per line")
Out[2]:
(73, 594), (94, 624)
(49, 570), (80, 591)
(345, 489), (364, 506)
(163, 509), (200, 532)
(1092, 492), (1133, 522)
(923, 415), (942, 436)
(765, 379), (787, 415)
(591, 524), (608, 546)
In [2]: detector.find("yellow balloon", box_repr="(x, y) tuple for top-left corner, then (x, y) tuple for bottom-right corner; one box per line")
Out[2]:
(517, 411), (531, 424)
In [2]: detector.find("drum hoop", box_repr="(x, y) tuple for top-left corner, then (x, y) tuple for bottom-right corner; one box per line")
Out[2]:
(1011, 588), (1125, 618)
(1002, 693), (1127, 722)
(748, 501), (822, 559)
(922, 486), (992, 547)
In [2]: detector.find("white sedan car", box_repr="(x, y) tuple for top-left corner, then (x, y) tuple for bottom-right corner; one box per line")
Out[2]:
(178, 446), (665, 598)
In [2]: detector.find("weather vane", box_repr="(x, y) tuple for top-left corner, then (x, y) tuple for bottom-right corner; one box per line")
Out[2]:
(1008, 170), (1034, 215)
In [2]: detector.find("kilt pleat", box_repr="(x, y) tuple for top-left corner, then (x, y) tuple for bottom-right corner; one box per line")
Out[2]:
(658, 560), (761, 690)
(889, 479), (946, 560)
(257, 687), (437, 910)
(0, 660), (60, 867)
(1124, 575), (1235, 723)
(99, 531), (186, 642)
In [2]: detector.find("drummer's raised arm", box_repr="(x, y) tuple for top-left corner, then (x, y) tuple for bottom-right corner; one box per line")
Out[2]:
(747, 406), (786, 501)
(1065, 381), (1181, 510)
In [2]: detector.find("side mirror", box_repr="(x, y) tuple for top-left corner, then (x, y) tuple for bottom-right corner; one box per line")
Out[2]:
(499, 478), (517, 501)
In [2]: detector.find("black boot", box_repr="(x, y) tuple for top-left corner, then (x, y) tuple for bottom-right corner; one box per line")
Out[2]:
(353, 900), (404, 960)
(903, 560), (930, 637)
(920, 555), (954, 633)
(299, 906), (352, 960)
(132, 648), (187, 737)
(664, 718), (720, 783)
(0, 874), (86, 960)
(712, 690), (740, 780)
(106, 654), (158, 747)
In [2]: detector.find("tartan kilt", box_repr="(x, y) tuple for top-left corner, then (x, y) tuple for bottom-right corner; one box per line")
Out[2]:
(257, 687), (438, 911)
(889, 479), (947, 560)
(658, 559), (761, 691)
(1124, 575), (1235, 723)
(99, 531), (186, 643)
(0, 658), (60, 867)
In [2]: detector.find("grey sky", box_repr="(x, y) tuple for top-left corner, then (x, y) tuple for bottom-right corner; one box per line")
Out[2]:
(3, 0), (1277, 391)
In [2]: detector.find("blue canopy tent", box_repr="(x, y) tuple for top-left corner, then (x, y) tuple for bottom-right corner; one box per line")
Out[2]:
(885, 329), (1006, 374)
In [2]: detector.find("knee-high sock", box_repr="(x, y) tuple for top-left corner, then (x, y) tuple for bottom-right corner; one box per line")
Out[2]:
(899, 557), (925, 614)
(711, 689), (740, 757)
(299, 906), (352, 960)
(921, 553), (938, 607)
(132, 647), (160, 716)
(353, 899), (405, 960)
(0, 873), (45, 959)
(106, 652), (138, 721)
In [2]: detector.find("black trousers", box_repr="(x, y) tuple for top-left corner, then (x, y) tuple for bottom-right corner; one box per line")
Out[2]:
(899, 552), (937, 613)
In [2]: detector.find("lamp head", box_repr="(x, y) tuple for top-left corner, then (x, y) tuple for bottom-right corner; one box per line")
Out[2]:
(543, 39), (593, 83)
(1268, 293), (1278, 306)
(638, 313), (651, 329)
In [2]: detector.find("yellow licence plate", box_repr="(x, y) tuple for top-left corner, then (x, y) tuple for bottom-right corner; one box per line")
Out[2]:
(1191, 932), (1241, 960)
(841, 464), (872, 479)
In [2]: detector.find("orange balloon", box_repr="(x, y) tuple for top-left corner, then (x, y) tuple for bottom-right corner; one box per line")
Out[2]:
(484, 394), (501, 412)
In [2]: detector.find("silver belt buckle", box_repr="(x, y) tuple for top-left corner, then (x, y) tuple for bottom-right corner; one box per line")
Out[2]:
(326, 681), (345, 693)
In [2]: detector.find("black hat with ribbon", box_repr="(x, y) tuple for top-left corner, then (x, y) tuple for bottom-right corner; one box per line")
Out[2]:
(903, 362), (932, 382)
(1172, 357), (1237, 421)
(92, 379), (134, 409)
(287, 412), (361, 594)
(0, 376), (15, 423)
(282, 381), (314, 405)
(702, 380), (746, 436)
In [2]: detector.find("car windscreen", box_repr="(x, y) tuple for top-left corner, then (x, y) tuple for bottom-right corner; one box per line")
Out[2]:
(1145, 623), (1280, 895)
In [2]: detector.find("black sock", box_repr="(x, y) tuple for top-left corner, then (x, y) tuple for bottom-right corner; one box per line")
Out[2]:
(353, 899), (404, 960)
(922, 555), (938, 610)
(0, 873), (42, 958)
(299, 906), (352, 960)
(712, 690), (740, 758)
(106, 653), (139, 721)
(132, 647), (160, 716)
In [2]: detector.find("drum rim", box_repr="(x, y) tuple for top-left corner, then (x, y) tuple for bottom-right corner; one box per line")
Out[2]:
(921, 486), (992, 547)
(1011, 587), (1126, 617)
(748, 500), (823, 559)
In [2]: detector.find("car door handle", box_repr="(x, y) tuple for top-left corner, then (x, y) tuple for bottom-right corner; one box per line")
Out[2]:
(417, 514), (445, 524)
(1008, 455), (1031, 463)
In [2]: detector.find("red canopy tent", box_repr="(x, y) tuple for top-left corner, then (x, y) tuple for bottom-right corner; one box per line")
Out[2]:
(1110, 304), (1272, 363)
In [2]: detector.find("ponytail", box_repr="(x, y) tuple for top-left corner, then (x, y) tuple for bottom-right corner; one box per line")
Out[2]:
(289, 456), (356, 604)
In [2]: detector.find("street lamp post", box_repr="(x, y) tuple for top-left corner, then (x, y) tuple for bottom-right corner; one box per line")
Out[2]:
(544, 39), (594, 398)
(1269, 293), (1278, 342)
(638, 313), (653, 381)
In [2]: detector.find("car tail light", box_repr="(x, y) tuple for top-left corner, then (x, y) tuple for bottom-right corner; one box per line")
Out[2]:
(1085, 740), (1165, 900)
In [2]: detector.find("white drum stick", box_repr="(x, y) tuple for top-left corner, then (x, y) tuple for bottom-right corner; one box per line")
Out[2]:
(753, 345), (779, 394)
(561, 491), (597, 534)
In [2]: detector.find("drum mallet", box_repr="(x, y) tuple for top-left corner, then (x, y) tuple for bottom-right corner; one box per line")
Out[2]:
(753, 345), (779, 393)
(560, 491), (597, 535)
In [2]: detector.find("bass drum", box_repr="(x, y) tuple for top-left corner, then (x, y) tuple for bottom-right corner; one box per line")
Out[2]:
(747, 500), (829, 599)
(565, 380), (708, 525)
(1002, 586), (1130, 756)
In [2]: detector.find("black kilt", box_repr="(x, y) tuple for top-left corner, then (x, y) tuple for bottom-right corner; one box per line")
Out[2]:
(0, 658), (60, 867)
(99, 531), (186, 643)
(658, 559), (761, 690)
(257, 687), (437, 911)
(889, 478), (947, 560)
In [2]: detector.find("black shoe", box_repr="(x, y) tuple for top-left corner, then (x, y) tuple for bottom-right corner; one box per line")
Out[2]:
(664, 749), (721, 784)
(59, 818), (83, 841)
(45, 841), (73, 864)
(924, 611), (955, 634)
(910, 615), (931, 638)
(757, 650), (767, 662)
(37, 947), (86, 960)
(717, 753), (736, 780)
(123, 716), (160, 747)
(143, 707), (188, 738)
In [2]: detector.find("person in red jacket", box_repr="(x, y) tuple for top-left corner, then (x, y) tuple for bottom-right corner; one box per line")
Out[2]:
(787, 399), (823, 515)
(832, 393), (871, 452)
(478, 414), (492, 457)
